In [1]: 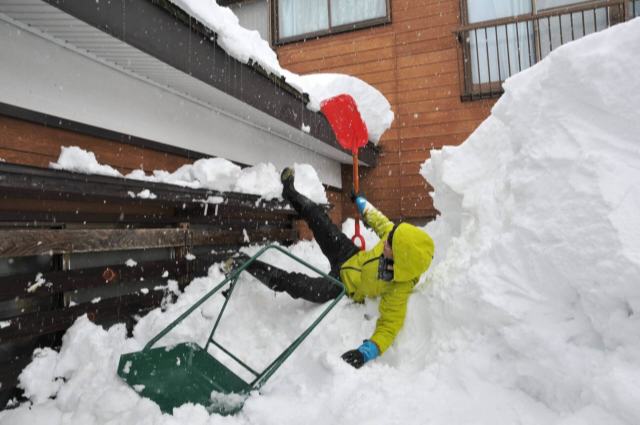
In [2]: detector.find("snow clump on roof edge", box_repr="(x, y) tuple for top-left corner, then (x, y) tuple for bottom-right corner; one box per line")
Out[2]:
(168, 0), (394, 144)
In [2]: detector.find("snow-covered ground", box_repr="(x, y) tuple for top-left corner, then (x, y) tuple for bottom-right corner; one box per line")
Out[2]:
(2, 16), (640, 425)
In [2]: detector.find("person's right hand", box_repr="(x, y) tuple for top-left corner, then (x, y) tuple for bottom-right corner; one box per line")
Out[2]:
(349, 187), (367, 214)
(341, 349), (365, 369)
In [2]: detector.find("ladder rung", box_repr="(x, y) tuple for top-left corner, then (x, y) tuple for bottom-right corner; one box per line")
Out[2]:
(209, 338), (260, 377)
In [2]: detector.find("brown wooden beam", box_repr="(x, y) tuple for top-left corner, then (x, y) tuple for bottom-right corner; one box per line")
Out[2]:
(0, 292), (164, 343)
(0, 162), (294, 212)
(0, 227), (297, 258)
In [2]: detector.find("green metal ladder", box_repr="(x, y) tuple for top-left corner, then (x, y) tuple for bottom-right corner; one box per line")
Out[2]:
(117, 244), (345, 414)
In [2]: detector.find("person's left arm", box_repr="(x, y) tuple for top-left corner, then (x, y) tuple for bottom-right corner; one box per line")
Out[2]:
(341, 280), (414, 368)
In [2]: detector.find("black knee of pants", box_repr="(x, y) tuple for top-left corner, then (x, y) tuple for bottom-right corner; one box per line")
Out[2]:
(244, 259), (342, 303)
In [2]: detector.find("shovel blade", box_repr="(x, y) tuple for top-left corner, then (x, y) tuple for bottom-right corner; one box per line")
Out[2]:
(320, 94), (369, 151)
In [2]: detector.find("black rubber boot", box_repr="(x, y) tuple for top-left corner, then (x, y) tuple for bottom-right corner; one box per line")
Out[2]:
(281, 167), (317, 214)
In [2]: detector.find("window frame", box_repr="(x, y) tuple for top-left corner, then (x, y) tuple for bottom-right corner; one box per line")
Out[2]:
(456, 0), (629, 100)
(271, 0), (392, 45)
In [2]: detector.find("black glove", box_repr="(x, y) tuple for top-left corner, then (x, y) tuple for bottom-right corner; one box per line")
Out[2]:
(341, 349), (365, 369)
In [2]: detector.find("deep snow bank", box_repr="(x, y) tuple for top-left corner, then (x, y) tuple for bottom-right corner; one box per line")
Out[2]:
(421, 17), (640, 424)
(2, 18), (640, 425)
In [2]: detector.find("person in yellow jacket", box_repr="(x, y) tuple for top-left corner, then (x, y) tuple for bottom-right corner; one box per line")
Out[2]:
(237, 167), (434, 368)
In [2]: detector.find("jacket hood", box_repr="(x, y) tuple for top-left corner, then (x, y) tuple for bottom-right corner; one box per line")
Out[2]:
(391, 223), (434, 282)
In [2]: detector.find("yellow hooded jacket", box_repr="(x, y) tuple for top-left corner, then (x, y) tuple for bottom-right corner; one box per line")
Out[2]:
(339, 202), (434, 354)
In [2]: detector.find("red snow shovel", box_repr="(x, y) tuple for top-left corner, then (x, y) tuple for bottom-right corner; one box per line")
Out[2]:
(321, 94), (368, 250)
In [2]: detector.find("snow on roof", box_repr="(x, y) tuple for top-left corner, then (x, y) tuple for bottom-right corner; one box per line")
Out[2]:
(169, 0), (394, 144)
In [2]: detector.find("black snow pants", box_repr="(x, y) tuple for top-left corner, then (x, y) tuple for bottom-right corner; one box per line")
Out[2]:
(242, 187), (360, 303)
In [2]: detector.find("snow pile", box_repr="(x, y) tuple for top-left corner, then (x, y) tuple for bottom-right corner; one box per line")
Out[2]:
(287, 163), (327, 204)
(292, 73), (394, 143)
(169, 0), (393, 143)
(50, 147), (327, 203)
(5, 20), (640, 425)
(49, 146), (121, 177)
(420, 18), (640, 424)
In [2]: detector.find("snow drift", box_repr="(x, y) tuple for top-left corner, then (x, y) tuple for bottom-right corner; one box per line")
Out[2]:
(420, 18), (640, 424)
(2, 17), (640, 425)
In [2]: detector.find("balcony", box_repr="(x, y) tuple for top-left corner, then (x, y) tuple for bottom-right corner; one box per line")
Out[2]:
(455, 0), (639, 100)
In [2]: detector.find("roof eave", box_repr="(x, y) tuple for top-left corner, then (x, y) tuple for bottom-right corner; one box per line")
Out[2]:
(42, 0), (377, 166)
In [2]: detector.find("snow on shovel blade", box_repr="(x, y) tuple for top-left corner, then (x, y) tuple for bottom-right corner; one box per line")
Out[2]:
(320, 94), (369, 152)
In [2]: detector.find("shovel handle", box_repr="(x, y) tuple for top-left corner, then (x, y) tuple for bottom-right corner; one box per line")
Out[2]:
(352, 150), (366, 251)
(352, 148), (360, 192)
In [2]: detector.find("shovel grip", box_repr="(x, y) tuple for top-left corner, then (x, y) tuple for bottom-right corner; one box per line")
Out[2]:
(351, 233), (366, 250)
(352, 212), (366, 251)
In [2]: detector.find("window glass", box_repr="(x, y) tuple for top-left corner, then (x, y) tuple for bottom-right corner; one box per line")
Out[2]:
(466, 0), (534, 84)
(278, 0), (329, 38)
(230, 0), (271, 42)
(536, 0), (585, 10)
(331, 0), (387, 27)
(461, 0), (634, 98)
(467, 0), (531, 23)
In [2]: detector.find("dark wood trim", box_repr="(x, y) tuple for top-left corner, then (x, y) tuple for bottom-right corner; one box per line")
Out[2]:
(0, 259), (187, 302)
(217, 0), (250, 6)
(270, 0), (278, 46)
(0, 253), (236, 302)
(0, 350), (34, 400)
(0, 227), (296, 258)
(0, 292), (165, 342)
(0, 161), (293, 212)
(0, 210), (292, 227)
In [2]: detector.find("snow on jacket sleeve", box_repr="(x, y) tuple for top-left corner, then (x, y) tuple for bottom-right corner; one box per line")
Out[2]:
(361, 201), (394, 240)
(369, 279), (414, 354)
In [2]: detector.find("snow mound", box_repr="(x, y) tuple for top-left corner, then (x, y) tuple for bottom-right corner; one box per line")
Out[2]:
(420, 18), (640, 424)
(289, 73), (394, 143)
(50, 147), (327, 203)
(49, 146), (121, 177)
(291, 163), (328, 204)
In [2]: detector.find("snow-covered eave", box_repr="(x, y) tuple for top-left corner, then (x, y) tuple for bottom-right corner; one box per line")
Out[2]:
(39, 0), (378, 167)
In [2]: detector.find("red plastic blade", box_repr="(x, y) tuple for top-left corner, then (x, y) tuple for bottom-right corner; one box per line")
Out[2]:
(320, 94), (369, 152)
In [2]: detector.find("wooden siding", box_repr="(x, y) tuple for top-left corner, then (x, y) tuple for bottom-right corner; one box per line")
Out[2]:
(0, 115), (193, 175)
(277, 0), (497, 221)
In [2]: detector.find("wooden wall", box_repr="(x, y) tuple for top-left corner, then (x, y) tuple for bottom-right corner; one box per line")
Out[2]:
(277, 0), (498, 222)
(0, 115), (193, 175)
